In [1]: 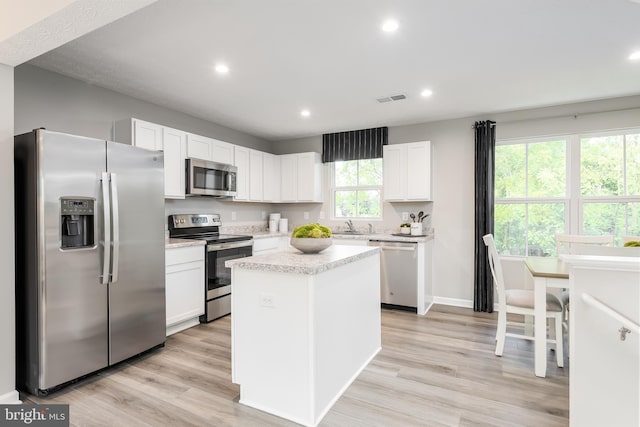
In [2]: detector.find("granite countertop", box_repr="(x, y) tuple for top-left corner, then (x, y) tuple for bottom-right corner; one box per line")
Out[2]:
(332, 232), (434, 243)
(226, 245), (380, 275)
(165, 238), (206, 249)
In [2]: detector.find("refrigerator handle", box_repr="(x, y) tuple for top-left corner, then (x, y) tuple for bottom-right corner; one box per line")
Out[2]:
(101, 172), (111, 285)
(110, 173), (120, 283)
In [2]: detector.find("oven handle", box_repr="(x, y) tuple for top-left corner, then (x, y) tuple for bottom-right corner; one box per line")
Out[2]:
(207, 240), (253, 252)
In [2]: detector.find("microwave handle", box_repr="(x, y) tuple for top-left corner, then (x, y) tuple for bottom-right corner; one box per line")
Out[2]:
(227, 172), (235, 192)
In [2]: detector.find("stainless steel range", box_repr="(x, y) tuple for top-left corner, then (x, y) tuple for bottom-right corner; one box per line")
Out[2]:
(168, 214), (253, 322)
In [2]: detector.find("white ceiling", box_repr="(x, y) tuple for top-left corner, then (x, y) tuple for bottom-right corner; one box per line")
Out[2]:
(27, 0), (640, 141)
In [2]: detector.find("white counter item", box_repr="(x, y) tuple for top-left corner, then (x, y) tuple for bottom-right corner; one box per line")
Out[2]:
(400, 227), (410, 234)
(269, 219), (278, 233)
(279, 218), (288, 232)
(269, 213), (281, 221)
(411, 223), (423, 236)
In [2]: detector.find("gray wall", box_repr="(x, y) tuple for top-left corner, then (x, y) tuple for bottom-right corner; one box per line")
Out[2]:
(15, 64), (272, 151)
(0, 64), (18, 403)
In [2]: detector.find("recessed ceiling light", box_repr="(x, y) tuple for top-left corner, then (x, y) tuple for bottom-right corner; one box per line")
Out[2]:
(629, 51), (640, 61)
(300, 110), (310, 117)
(421, 89), (433, 97)
(215, 64), (229, 74)
(382, 20), (399, 33)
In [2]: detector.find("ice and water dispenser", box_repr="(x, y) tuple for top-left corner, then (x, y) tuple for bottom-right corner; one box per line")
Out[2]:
(60, 197), (95, 249)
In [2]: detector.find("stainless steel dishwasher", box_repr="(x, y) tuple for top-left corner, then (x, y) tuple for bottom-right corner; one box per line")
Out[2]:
(368, 240), (418, 311)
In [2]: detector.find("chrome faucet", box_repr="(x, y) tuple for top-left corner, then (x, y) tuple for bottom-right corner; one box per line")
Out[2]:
(345, 220), (355, 232)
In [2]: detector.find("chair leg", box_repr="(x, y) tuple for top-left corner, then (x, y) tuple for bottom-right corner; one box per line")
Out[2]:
(554, 313), (564, 368)
(495, 309), (507, 356)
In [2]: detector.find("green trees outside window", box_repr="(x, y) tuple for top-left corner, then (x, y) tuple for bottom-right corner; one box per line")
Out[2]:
(333, 159), (382, 219)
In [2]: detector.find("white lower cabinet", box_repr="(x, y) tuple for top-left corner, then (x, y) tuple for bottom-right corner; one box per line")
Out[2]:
(253, 236), (287, 254)
(165, 245), (205, 336)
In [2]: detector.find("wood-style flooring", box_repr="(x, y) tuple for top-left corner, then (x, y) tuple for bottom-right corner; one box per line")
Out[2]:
(23, 305), (569, 426)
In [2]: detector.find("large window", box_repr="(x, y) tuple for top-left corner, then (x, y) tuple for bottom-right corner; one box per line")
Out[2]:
(332, 159), (382, 219)
(495, 139), (567, 256)
(495, 129), (640, 256)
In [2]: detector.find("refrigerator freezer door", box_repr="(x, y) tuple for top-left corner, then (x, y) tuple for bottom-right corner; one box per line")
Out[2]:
(39, 130), (110, 390)
(107, 142), (166, 364)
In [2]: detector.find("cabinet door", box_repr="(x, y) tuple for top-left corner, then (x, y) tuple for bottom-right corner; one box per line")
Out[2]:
(263, 153), (281, 202)
(296, 153), (321, 202)
(212, 139), (234, 164)
(165, 246), (205, 334)
(234, 146), (250, 200)
(186, 133), (213, 161)
(133, 119), (163, 151)
(280, 154), (298, 202)
(249, 149), (264, 201)
(383, 145), (405, 200)
(406, 142), (431, 200)
(163, 127), (186, 199)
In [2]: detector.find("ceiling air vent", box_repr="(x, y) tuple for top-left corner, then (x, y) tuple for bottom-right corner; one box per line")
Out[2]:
(376, 93), (407, 103)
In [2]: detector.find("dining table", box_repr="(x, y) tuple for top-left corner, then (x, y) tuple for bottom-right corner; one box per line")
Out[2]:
(524, 256), (570, 378)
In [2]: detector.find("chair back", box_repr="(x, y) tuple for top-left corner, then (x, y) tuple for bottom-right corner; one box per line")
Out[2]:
(482, 234), (505, 305)
(555, 234), (614, 255)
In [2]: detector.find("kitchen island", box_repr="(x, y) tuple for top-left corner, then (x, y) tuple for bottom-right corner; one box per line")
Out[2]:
(226, 245), (381, 427)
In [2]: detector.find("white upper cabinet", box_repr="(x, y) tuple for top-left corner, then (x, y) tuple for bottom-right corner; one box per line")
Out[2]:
(113, 118), (186, 199)
(234, 146), (250, 201)
(383, 141), (432, 201)
(280, 152), (322, 202)
(162, 127), (187, 199)
(263, 153), (281, 202)
(249, 149), (264, 201)
(133, 119), (163, 151)
(186, 133), (214, 161)
(212, 139), (234, 164)
(187, 134), (235, 164)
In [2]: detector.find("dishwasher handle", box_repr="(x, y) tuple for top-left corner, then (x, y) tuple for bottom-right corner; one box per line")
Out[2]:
(368, 240), (417, 251)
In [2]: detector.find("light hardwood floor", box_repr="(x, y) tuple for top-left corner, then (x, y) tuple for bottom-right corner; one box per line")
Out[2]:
(23, 305), (569, 426)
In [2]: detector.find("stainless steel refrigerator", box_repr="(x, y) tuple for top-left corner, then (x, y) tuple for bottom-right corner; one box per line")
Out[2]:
(14, 129), (166, 396)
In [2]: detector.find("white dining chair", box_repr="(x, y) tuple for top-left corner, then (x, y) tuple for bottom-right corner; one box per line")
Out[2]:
(555, 233), (614, 255)
(483, 234), (564, 366)
(555, 234), (614, 323)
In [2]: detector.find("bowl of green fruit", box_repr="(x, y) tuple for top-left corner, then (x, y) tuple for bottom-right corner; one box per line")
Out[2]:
(290, 223), (333, 253)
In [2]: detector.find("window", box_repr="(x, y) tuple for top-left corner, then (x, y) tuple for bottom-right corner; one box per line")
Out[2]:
(332, 159), (383, 219)
(495, 138), (567, 256)
(580, 132), (640, 240)
(495, 129), (640, 256)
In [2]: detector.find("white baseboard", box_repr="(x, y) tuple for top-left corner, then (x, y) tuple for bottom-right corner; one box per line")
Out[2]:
(432, 296), (474, 309)
(0, 390), (21, 404)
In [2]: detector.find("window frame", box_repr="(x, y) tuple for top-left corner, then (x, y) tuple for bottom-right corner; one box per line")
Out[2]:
(495, 128), (640, 255)
(329, 159), (384, 221)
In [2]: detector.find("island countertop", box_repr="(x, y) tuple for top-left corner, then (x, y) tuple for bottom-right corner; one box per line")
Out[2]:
(226, 245), (380, 275)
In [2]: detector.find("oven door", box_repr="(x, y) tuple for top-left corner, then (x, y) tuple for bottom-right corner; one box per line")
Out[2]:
(206, 240), (253, 299)
(186, 158), (237, 197)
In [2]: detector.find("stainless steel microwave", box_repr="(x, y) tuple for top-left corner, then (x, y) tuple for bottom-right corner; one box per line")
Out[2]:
(186, 158), (237, 197)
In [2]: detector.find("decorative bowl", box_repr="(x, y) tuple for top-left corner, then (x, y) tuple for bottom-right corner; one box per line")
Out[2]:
(290, 237), (333, 254)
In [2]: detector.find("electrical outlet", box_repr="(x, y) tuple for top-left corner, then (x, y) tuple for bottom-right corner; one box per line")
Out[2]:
(319, 211), (325, 219)
(231, 211), (237, 221)
(260, 293), (275, 308)
(304, 212), (309, 220)
(402, 212), (409, 221)
(261, 211), (266, 220)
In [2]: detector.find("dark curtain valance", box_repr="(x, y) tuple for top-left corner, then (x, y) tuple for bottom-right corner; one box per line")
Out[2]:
(322, 127), (388, 163)
(474, 120), (496, 313)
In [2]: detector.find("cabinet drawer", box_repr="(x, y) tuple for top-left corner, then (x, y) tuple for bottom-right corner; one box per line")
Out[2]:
(253, 237), (282, 253)
(166, 245), (204, 266)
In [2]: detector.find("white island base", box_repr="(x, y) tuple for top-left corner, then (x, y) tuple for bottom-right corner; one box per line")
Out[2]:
(228, 246), (381, 426)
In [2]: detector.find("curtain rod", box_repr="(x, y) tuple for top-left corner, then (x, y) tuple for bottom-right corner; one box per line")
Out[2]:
(471, 105), (640, 129)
